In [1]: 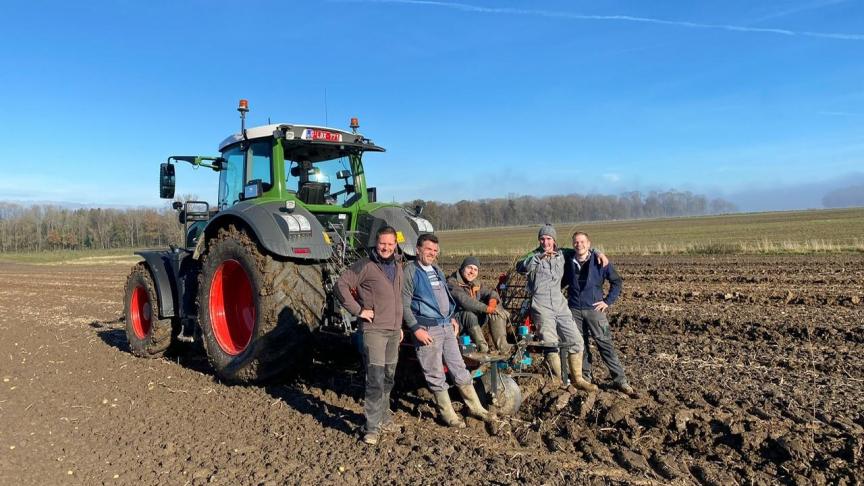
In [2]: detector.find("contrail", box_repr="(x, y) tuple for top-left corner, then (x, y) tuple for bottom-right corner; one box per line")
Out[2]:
(352, 0), (864, 41)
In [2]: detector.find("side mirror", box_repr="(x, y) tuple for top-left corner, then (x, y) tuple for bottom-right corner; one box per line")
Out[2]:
(367, 187), (377, 203)
(336, 170), (351, 180)
(160, 163), (176, 199)
(414, 202), (424, 216)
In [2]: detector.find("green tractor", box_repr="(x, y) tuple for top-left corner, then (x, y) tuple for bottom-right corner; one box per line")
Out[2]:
(123, 100), (435, 383)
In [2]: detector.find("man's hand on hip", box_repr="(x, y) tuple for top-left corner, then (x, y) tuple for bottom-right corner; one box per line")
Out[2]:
(414, 328), (433, 345)
(593, 301), (609, 312)
(359, 309), (374, 321)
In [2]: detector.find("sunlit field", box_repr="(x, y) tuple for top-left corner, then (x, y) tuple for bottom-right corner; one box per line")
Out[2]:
(437, 208), (864, 257)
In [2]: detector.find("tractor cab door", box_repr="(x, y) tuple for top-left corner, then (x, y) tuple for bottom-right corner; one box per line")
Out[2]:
(218, 141), (274, 210)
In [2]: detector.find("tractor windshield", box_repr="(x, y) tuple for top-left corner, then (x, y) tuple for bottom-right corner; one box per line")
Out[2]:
(286, 156), (358, 207)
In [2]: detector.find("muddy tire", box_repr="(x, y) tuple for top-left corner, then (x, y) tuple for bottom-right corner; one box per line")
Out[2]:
(123, 263), (174, 358)
(198, 225), (325, 383)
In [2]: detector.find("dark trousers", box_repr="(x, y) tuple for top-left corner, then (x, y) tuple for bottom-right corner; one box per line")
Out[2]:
(362, 328), (401, 433)
(570, 308), (628, 385)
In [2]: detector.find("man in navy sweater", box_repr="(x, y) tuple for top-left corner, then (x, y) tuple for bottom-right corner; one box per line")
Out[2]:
(563, 231), (637, 397)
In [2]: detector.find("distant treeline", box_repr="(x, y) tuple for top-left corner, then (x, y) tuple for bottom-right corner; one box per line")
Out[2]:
(0, 190), (736, 252)
(404, 191), (738, 231)
(0, 203), (182, 252)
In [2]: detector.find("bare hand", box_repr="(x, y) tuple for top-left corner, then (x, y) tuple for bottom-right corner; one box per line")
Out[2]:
(593, 301), (608, 312)
(451, 318), (459, 336)
(400, 329), (404, 343)
(359, 309), (374, 321)
(596, 252), (609, 268)
(414, 328), (434, 345)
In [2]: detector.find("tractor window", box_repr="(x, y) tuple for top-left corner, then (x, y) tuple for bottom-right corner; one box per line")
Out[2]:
(248, 141), (272, 191)
(218, 146), (245, 210)
(286, 156), (356, 206)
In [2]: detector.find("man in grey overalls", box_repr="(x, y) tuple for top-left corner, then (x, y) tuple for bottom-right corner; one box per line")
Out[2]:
(517, 224), (597, 392)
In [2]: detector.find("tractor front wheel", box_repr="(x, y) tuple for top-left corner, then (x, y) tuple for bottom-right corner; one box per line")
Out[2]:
(123, 264), (174, 357)
(198, 226), (325, 383)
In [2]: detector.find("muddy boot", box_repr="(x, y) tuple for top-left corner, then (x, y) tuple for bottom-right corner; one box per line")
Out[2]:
(614, 382), (640, 399)
(466, 325), (490, 353)
(568, 352), (598, 392)
(457, 384), (490, 421)
(488, 313), (511, 355)
(544, 352), (563, 383)
(433, 390), (466, 428)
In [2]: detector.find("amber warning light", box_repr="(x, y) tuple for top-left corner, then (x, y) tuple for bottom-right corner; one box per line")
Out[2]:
(350, 117), (359, 133)
(238, 99), (249, 113)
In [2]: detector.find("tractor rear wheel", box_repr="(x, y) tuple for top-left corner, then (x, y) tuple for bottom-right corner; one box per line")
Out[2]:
(198, 225), (325, 383)
(123, 263), (174, 357)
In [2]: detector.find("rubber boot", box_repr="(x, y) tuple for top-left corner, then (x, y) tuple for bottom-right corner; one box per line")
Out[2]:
(457, 384), (490, 421)
(433, 390), (466, 428)
(545, 352), (563, 383)
(466, 324), (490, 353)
(488, 313), (511, 355)
(568, 352), (598, 392)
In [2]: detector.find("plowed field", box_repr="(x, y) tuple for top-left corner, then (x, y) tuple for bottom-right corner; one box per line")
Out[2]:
(0, 254), (861, 485)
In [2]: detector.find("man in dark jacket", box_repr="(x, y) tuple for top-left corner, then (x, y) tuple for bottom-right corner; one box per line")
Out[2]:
(403, 233), (489, 427)
(335, 226), (404, 445)
(563, 231), (637, 397)
(447, 256), (510, 354)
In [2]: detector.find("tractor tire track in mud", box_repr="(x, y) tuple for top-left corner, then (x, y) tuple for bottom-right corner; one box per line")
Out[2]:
(0, 254), (861, 484)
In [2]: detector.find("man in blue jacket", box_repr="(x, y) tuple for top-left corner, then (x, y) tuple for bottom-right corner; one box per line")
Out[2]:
(403, 233), (490, 427)
(563, 231), (637, 397)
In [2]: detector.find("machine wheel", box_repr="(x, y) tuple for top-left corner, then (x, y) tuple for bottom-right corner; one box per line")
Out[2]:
(123, 263), (174, 358)
(479, 372), (522, 416)
(198, 225), (325, 383)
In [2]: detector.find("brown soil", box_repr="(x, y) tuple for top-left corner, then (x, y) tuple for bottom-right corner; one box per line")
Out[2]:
(1, 254), (862, 485)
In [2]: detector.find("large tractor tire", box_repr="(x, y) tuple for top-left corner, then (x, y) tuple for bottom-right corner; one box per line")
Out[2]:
(123, 263), (174, 358)
(197, 225), (325, 383)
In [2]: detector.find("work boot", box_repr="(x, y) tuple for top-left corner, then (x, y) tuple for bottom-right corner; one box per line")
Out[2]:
(362, 432), (379, 446)
(545, 352), (563, 382)
(466, 325), (490, 353)
(457, 384), (490, 421)
(488, 313), (512, 355)
(433, 390), (466, 428)
(380, 408), (396, 432)
(568, 352), (598, 392)
(614, 382), (640, 399)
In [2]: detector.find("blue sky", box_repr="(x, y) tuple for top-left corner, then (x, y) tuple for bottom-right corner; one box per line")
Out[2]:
(0, 0), (862, 211)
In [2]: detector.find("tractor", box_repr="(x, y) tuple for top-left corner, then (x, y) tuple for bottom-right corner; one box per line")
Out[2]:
(123, 100), (523, 413)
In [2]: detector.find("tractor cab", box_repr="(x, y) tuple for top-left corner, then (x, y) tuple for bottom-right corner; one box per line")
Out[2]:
(159, 100), (432, 259)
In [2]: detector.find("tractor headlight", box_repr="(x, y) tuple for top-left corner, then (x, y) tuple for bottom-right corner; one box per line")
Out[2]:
(280, 214), (312, 233)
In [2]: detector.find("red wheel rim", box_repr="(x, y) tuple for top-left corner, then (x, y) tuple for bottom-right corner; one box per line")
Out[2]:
(130, 285), (152, 339)
(210, 259), (255, 355)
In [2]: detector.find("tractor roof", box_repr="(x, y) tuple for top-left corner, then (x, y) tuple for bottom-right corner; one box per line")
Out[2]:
(218, 124), (385, 158)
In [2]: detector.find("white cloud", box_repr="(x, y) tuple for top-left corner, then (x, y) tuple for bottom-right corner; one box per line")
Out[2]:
(353, 0), (864, 41)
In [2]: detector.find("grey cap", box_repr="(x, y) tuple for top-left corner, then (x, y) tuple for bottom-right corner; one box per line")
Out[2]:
(460, 256), (481, 270)
(538, 224), (557, 241)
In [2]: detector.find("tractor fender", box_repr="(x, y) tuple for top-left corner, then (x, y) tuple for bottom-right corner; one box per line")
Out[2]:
(203, 201), (333, 260)
(134, 250), (177, 318)
(357, 206), (434, 257)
